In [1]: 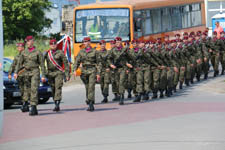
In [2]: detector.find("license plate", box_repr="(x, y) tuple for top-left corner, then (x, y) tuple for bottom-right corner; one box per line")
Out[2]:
(47, 88), (52, 92)
(13, 92), (21, 97)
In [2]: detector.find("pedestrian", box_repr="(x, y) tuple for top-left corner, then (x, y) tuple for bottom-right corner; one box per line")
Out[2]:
(214, 21), (224, 39)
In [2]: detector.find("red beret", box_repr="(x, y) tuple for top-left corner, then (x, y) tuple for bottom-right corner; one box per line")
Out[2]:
(221, 31), (225, 34)
(110, 40), (116, 44)
(213, 31), (217, 35)
(83, 37), (91, 42)
(190, 32), (195, 36)
(100, 40), (106, 44)
(16, 43), (25, 47)
(175, 34), (180, 37)
(25, 36), (34, 42)
(131, 39), (138, 44)
(202, 32), (208, 36)
(115, 37), (122, 41)
(49, 39), (57, 45)
(183, 32), (188, 36)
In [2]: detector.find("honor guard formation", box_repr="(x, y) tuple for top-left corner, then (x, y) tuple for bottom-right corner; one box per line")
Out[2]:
(8, 29), (225, 115)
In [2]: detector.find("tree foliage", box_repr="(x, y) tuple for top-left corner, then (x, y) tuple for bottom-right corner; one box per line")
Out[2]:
(3, 0), (53, 41)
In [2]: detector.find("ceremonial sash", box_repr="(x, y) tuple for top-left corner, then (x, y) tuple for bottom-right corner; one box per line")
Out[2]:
(48, 50), (64, 72)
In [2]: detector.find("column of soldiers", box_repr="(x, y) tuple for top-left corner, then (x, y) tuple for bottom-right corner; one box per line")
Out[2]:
(9, 29), (225, 115)
(73, 29), (225, 112)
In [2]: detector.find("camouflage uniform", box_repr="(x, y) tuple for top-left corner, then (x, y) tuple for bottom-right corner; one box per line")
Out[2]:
(108, 45), (129, 104)
(8, 53), (26, 103)
(220, 36), (225, 75)
(209, 37), (220, 77)
(98, 49), (111, 103)
(73, 47), (100, 104)
(15, 47), (45, 107)
(44, 49), (70, 104)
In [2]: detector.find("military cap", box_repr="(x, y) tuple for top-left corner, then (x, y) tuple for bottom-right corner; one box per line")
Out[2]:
(131, 39), (138, 44)
(175, 33), (180, 37)
(100, 40), (106, 44)
(190, 31), (195, 36)
(115, 37), (122, 41)
(183, 32), (188, 36)
(83, 37), (91, 42)
(110, 40), (116, 44)
(25, 36), (34, 42)
(16, 43), (25, 47)
(49, 39), (57, 45)
(202, 32), (208, 36)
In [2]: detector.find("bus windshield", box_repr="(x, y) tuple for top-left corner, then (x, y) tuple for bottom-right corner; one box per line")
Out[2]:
(75, 8), (130, 42)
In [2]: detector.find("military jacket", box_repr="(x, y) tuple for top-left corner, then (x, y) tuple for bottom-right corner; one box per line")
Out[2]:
(8, 53), (24, 76)
(108, 46), (129, 68)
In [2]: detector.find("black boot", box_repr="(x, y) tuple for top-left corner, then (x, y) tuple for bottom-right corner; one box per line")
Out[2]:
(29, 105), (38, 116)
(173, 86), (177, 92)
(166, 88), (171, 97)
(185, 79), (190, 86)
(142, 93), (149, 101)
(160, 90), (164, 98)
(101, 95), (108, 103)
(133, 94), (141, 102)
(53, 100), (60, 112)
(204, 74), (208, 80)
(127, 89), (132, 99)
(179, 82), (183, 90)
(112, 93), (119, 101)
(221, 69), (224, 75)
(21, 101), (29, 112)
(196, 75), (200, 82)
(190, 79), (194, 84)
(87, 101), (95, 112)
(119, 94), (124, 105)
(214, 70), (219, 77)
(152, 90), (158, 99)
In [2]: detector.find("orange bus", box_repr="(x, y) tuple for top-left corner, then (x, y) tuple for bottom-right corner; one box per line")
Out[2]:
(73, 0), (205, 56)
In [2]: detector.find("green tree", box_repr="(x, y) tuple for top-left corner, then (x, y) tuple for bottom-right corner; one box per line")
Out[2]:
(3, 0), (52, 41)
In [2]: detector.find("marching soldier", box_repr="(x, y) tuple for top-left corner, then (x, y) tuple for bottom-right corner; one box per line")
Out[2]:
(8, 43), (28, 112)
(73, 37), (101, 112)
(98, 40), (111, 103)
(110, 40), (120, 101)
(108, 37), (131, 105)
(219, 31), (225, 75)
(14, 36), (46, 116)
(44, 39), (70, 112)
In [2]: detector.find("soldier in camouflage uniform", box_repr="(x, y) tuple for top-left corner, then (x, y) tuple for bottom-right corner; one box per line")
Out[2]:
(44, 39), (70, 112)
(98, 40), (111, 103)
(109, 40), (120, 101)
(73, 37), (100, 112)
(126, 39), (139, 99)
(108, 37), (131, 105)
(209, 31), (220, 77)
(14, 36), (46, 116)
(8, 43), (28, 112)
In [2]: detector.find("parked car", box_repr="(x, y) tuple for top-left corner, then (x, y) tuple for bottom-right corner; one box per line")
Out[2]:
(3, 58), (52, 108)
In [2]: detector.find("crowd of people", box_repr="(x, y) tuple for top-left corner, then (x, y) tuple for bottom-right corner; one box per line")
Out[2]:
(8, 28), (225, 115)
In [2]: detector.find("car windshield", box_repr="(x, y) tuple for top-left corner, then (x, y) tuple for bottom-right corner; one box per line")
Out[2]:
(3, 59), (12, 73)
(75, 8), (130, 42)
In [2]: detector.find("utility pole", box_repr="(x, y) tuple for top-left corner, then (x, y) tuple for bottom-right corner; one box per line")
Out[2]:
(0, 0), (4, 136)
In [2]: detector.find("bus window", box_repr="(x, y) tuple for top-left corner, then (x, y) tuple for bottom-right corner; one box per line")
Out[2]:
(161, 8), (172, 32)
(180, 5), (191, 28)
(171, 7), (182, 30)
(75, 8), (130, 42)
(151, 9), (161, 34)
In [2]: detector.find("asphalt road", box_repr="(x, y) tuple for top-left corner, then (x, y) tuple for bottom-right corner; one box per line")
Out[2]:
(1, 71), (225, 150)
